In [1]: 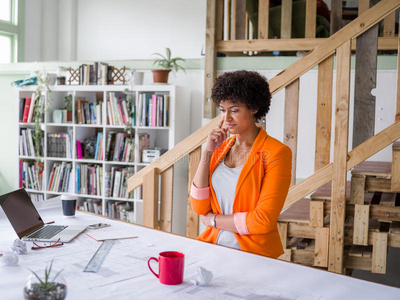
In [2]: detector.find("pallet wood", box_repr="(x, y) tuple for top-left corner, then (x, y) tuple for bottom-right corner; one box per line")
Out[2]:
(143, 167), (160, 229)
(279, 248), (292, 261)
(379, 192), (396, 206)
(204, 0), (218, 118)
(353, 204), (370, 245)
(383, 12), (396, 37)
(225, 0), (232, 40)
(279, 198), (310, 223)
(310, 201), (324, 227)
(353, 18), (379, 149)
(187, 147), (201, 238)
(392, 145), (400, 191)
(350, 175), (366, 205)
(216, 0), (224, 41)
(281, 0), (293, 39)
(278, 222), (288, 248)
(234, 0), (246, 40)
(345, 256), (372, 271)
(397, 35), (400, 122)
(258, 0), (269, 39)
(160, 167), (173, 232)
(328, 40), (351, 273)
(351, 161), (392, 178)
(287, 222), (316, 239)
(314, 227), (329, 267)
(310, 181), (351, 200)
(284, 79), (299, 186)
(358, 0), (369, 16)
(315, 55), (334, 171)
(365, 177), (392, 192)
(371, 232), (388, 274)
(305, 0), (317, 38)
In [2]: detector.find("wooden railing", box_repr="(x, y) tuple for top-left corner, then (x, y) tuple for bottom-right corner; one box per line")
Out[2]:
(127, 0), (400, 273)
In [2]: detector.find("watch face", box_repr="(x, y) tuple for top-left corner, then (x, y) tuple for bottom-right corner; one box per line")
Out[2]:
(210, 215), (216, 227)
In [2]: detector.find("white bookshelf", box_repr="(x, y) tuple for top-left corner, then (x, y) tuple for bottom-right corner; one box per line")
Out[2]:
(16, 84), (190, 229)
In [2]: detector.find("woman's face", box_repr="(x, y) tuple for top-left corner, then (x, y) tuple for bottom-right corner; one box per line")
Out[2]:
(219, 100), (257, 135)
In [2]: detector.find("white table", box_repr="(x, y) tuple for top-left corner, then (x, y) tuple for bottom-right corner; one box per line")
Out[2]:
(1, 202), (399, 300)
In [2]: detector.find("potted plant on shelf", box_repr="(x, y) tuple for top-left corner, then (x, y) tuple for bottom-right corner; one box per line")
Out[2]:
(24, 260), (67, 300)
(152, 48), (185, 84)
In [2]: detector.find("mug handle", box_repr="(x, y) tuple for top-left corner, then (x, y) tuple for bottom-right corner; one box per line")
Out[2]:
(147, 257), (159, 278)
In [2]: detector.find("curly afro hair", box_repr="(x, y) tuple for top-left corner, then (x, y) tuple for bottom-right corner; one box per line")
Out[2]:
(211, 70), (271, 122)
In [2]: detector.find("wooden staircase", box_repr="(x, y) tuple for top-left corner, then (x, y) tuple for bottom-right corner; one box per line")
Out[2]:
(278, 142), (400, 274)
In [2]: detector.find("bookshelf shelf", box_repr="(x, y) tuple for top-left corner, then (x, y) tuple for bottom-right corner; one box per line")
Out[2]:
(16, 84), (190, 227)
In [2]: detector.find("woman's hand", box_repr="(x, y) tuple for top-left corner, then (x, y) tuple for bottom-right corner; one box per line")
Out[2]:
(203, 118), (228, 155)
(200, 211), (217, 227)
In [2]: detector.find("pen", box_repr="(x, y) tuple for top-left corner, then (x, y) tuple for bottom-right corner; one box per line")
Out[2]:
(45, 221), (55, 224)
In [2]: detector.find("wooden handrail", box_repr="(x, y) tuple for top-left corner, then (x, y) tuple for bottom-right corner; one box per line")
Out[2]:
(127, 0), (400, 194)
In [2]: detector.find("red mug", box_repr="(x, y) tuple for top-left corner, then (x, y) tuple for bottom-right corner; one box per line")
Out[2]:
(148, 251), (185, 285)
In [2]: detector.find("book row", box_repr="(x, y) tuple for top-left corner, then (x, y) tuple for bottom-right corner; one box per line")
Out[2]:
(47, 162), (73, 193)
(19, 93), (44, 123)
(104, 166), (134, 199)
(76, 164), (103, 196)
(138, 93), (169, 127)
(29, 193), (45, 202)
(19, 161), (44, 191)
(107, 92), (135, 126)
(78, 198), (102, 215)
(19, 128), (43, 157)
(104, 132), (135, 162)
(47, 131), (73, 158)
(104, 201), (135, 222)
(78, 62), (113, 85)
(76, 100), (104, 125)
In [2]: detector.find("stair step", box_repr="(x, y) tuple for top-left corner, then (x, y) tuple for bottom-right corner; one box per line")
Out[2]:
(310, 181), (351, 200)
(279, 198), (310, 223)
(351, 161), (392, 178)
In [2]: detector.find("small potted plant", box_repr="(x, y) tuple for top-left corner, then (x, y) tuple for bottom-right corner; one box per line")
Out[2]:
(152, 48), (185, 84)
(24, 260), (67, 300)
(64, 94), (73, 122)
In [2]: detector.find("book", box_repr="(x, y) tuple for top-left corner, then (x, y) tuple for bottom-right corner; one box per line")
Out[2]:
(76, 100), (88, 124)
(22, 97), (32, 123)
(27, 93), (37, 123)
(19, 98), (25, 122)
(152, 94), (157, 127)
(76, 140), (83, 159)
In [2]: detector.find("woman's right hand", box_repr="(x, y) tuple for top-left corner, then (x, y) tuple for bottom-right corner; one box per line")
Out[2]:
(203, 118), (228, 155)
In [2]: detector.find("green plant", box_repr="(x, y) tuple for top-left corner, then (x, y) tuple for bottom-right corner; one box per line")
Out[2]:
(64, 94), (73, 111)
(152, 48), (186, 73)
(30, 260), (63, 293)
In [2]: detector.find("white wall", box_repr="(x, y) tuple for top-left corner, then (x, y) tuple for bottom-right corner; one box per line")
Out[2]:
(24, 0), (206, 62)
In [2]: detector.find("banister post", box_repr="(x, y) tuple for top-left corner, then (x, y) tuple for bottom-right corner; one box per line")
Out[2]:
(143, 167), (160, 229)
(187, 147), (202, 238)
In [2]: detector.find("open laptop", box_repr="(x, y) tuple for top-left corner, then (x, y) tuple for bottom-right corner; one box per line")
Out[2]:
(0, 189), (86, 243)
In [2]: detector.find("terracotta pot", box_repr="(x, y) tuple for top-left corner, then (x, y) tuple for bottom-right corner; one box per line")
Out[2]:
(152, 70), (170, 84)
(67, 110), (73, 122)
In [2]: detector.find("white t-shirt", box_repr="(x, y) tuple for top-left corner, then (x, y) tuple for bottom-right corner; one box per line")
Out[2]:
(211, 158), (243, 250)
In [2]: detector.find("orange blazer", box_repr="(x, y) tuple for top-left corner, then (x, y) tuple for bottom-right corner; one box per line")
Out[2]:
(190, 127), (292, 258)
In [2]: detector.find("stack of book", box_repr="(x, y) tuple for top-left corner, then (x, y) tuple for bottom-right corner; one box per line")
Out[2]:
(19, 160), (44, 191)
(47, 130), (73, 158)
(76, 164), (103, 196)
(19, 128), (43, 157)
(105, 132), (134, 162)
(107, 92), (135, 126)
(29, 193), (45, 202)
(105, 201), (134, 222)
(104, 166), (134, 199)
(76, 100), (104, 125)
(47, 162), (72, 193)
(79, 199), (102, 215)
(138, 93), (169, 127)
(79, 62), (112, 85)
(19, 93), (44, 123)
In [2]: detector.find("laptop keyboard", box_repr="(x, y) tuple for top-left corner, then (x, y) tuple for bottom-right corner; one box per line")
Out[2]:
(26, 225), (68, 239)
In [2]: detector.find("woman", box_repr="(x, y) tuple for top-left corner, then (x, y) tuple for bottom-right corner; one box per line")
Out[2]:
(190, 70), (292, 258)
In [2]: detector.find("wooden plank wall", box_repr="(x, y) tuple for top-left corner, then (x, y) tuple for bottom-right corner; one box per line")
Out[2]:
(328, 40), (351, 273)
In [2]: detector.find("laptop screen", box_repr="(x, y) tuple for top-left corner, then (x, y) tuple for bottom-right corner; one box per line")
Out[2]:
(0, 189), (44, 238)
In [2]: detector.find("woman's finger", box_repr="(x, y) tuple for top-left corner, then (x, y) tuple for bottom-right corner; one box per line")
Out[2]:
(217, 117), (224, 128)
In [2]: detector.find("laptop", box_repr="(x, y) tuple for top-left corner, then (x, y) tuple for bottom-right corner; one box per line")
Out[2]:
(0, 189), (86, 243)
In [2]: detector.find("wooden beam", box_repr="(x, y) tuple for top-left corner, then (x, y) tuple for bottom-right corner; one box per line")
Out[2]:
(187, 147), (201, 238)
(392, 145), (400, 192)
(396, 34), (400, 122)
(330, 0), (342, 34)
(234, 0), (246, 40)
(353, 204), (370, 245)
(353, 18), (379, 149)
(281, 0), (292, 39)
(204, 0), (218, 118)
(328, 40), (351, 274)
(384, 12), (396, 37)
(258, 0), (269, 39)
(358, 0), (369, 15)
(284, 79), (299, 186)
(160, 166), (173, 232)
(314, 227), (329, 267)
(278, 222), (288, 248)
(216, 0), (224, 41)
(315, 55), (334, 171)
(143, 167), (159, 229)
(371, 232), (388, 274)
(305, 0), (317, 38)
(217, 37), (399, 52)
(226, 0), (232, 40)
(268, 0), (400, 95)
(349, 175), (366, 205)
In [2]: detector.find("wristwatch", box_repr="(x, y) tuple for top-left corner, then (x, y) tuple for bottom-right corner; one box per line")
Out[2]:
(210, 214), (217, 228)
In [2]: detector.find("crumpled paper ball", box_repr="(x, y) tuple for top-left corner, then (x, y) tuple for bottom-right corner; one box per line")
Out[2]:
(0, 251), (19, 266)
(191, 266), (213, 286)
(11, 239), (27, 254)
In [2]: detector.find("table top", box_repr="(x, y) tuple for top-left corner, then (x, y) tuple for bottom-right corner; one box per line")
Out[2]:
(1, 201), (399, 300)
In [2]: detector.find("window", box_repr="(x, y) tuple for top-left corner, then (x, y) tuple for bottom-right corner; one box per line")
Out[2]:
(0, 0), (23, 62)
